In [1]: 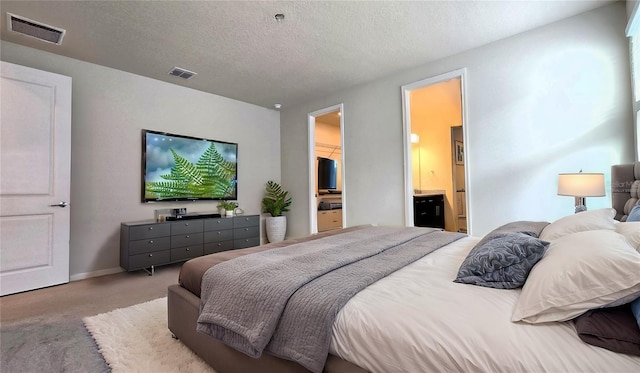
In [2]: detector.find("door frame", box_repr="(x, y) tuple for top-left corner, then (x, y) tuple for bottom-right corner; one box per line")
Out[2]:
(307, 104), (345, 234)
(400, 68), (471, 234)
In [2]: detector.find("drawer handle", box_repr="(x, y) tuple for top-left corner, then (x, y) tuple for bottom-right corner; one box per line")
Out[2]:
(245, 239), (249, 242)
(245, 218), (249, 221)
(148, 253), (153, 257)
(217, 243), (221, 246)
(244, 228), (249, 231)
(186, 248), (190, 251)
(217, 231), (221, 235)
(149, 240), (154, 244)
(216, 220), (222, 223)
(186, 235), (190, 238)
(185, 223), (189, 226)
(148, 227), (154, 230)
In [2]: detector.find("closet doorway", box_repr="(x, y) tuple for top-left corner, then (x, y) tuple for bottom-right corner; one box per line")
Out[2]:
(401, 69), (470, 234)
(307, 104), (345, 234)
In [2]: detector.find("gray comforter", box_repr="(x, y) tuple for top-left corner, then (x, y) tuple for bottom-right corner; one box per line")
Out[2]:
(197, 226), (465, 373)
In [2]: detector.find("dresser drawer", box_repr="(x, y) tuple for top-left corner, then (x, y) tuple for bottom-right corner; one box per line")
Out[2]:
(318, 209), (342, 232)
(234, 215), (259, 228)
(128, 223), (170, 240)
(170, 245), (204, 262)
(204, 218), (233, 231)
(171, 220), (204, 235)
(204, 240), (234, 254)
(128, 250), (170, 270)
(128, 236), (171, 255)
(234, 236), (260, 249)
(204, 229), (234, 243)
(234, 226), (259, 239)
(171, 232), (204, 248)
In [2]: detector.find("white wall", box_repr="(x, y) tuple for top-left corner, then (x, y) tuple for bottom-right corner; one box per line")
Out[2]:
(1, 41), (281, 279)
(280, 2), (634, 238)
(627, 0), (640, 161)
(628, 0), (638, 21)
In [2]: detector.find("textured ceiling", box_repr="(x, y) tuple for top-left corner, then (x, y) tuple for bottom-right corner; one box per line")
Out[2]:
(0, 1), (615, 109)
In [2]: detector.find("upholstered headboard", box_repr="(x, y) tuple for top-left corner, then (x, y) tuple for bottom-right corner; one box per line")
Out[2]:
(611, 162), (640, 221)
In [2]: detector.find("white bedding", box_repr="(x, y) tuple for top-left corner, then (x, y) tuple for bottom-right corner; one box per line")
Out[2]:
(330, 236), (640, 373)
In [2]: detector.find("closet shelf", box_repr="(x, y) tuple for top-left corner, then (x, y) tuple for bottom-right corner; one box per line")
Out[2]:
(315, 142), (341, 158)
(315, 142), (341, 151)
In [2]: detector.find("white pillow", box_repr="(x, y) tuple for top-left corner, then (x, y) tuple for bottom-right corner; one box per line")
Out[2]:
(512, 229), (640, 323)
(539, 208), (616, 241)
(616, 222), (640, 252)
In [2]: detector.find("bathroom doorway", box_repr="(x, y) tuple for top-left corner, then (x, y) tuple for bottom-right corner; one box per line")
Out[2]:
(401, 69), (469, 234)
(308, 104), (345, 234)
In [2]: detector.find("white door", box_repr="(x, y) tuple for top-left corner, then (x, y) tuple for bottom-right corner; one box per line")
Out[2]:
(0, 61), (72, 296)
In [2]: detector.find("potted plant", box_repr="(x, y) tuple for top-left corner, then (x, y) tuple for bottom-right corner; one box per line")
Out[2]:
(218, 200), (238, 217)
(261, 181), (292, 242)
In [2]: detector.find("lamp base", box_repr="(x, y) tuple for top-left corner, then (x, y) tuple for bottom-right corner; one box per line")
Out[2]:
(574, 197), (587, 213)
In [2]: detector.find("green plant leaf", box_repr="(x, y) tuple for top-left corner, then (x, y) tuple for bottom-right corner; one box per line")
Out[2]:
(262, 181), (292, 217)
(171, 149), (203, 185)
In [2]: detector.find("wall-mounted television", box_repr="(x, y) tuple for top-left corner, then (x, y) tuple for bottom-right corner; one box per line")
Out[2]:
(317, 157), (337, 190)
(142, 129), (237, 202)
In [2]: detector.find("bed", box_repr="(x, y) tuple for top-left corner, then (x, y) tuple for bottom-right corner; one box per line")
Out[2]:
(167, 162), (640, 373)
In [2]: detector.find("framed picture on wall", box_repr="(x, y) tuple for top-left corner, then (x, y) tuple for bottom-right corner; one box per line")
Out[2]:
(455, 141), (464, 165)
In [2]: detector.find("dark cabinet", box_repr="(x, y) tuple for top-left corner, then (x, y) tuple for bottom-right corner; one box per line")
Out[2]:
(414, 194), (445, 229)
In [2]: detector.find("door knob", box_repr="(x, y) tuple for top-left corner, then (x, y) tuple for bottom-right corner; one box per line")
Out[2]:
(50, 201), (69, 208)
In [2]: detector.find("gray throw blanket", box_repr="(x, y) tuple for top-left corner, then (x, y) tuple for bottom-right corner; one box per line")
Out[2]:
(197, 226), (465, 373)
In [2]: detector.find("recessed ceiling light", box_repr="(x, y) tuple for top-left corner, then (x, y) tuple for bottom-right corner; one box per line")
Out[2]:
(274, 14), (285, 22)
(274, 103), (282, 109)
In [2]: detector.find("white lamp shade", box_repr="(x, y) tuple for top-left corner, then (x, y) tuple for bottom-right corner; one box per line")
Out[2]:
(557, 173), (605, 197)
(410, 133), (420, 144)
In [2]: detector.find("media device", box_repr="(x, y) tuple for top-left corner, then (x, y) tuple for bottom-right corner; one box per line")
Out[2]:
(142, 130), (238, 202)
(165, 213), (222, 220)
(318, 198), (342, 210)
(317, 157), (337, 190)
(172, 208), (187, 216)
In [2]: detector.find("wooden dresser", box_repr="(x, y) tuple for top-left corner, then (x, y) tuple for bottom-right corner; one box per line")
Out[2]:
(120, 215), (259, 274)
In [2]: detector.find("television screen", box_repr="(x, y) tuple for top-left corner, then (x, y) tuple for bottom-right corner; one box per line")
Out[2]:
(142, 130), (237, 202)
(317, 157), (337, 190)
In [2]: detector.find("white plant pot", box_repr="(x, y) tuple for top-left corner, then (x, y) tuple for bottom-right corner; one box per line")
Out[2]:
(265, 215), (287, 243)
(225, 210), (234, 217)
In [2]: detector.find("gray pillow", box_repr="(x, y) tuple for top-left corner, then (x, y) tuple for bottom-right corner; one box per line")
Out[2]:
(454, 232), (550, 289)
(474, 220), (550, 248)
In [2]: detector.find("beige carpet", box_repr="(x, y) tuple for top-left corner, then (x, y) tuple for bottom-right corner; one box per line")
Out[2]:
(83, 297), (217, 373)
(1, 264), (183, 372)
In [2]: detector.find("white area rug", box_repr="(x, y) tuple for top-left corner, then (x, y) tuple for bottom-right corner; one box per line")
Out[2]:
(83, 297), (216, 373)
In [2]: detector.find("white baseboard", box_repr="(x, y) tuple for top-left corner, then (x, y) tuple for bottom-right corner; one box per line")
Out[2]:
(70, 267), (124, 281)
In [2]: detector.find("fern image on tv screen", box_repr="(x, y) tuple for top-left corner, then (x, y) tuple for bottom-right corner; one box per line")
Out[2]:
(142, 130), (237, 202)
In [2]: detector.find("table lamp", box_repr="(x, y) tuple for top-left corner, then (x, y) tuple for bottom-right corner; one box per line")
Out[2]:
(557, 172), (605, 213)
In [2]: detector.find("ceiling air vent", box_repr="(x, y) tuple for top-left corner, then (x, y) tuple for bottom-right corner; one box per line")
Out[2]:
(169, 67), (197, 80)
(7, 13), (66, 45)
